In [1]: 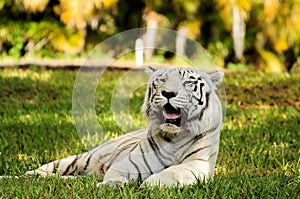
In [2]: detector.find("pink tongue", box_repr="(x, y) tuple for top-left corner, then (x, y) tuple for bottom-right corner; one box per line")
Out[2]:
(163, 111), (181, 119)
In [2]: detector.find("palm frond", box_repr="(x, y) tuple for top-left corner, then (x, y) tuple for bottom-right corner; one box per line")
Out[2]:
(26, 21), (85, 55)
(178, 20), (201, 39)
(258, 49), (283, 73)
(21, 0), (49, 13)
(263, 0), (280, 20)
(216, 0), (252, 31)
(55, 0), (118, 29)
(261, 0), (300, 53)
(49, 28), (85, 54)
(0, 0), (5, 11)
(56, 0), (90, 29)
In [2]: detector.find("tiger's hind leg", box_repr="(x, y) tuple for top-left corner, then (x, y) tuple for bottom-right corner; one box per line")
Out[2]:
(25, 151), (97, 177)
(25, 129), (147, 178)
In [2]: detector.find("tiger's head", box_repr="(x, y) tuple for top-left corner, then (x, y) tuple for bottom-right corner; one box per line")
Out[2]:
(142, 67), (224, 139)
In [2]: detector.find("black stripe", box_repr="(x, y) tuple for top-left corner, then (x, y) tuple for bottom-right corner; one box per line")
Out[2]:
(128, 144), (142, 182)
(148, 136), (171, 167)
(78, 151), (98, 172)
(99, 130), (143, 149)
(103, 143), (136, 172)
(155, 136), (174, 156)
(146, 86), (152, 116)
(198, 83), (205, 105)
(68, 165), (79, 175)
(207, 151), (218, 159)
(147, 85), (152, 101)
(175, 136), (195, 150)
(175, 126), (210, 149)
(128, 153), (142, 182)
(96, 152), (113, 166)
(192, 95), (203, 105)
(152, 82), (157, 89)
(181, 144), (212, 161)
(180, 137), (219, 164)
(150, 89), (156, 104)
(115, 137), (139, 149)
(98, 162), (104, 173)
(62, 155), (79, 175)
(53, 160), (60, 173)
(199, 92), (210, 121)
(95, 152), (115, 173)
(82, 154), (93, 172)
(103, 137), (140, 164)
(139, 144), (153, 175)
(176, 120), (219, 150)
(185, 92), (210, 123)
(192, 122), (220, 145)
(191, 152), (218, 163)
(93, 130), (140, 149)
(149, 136), (171, 161)
(86, 148), (113, 173)
(193, 85), (198, 92)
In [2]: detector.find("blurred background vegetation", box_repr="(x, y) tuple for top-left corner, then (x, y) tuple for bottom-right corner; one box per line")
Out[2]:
(0, 0), (299, 72)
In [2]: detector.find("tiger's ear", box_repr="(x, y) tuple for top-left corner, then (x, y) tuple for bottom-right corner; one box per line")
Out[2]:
(209, 71), (224, 86)
(145, 66), (156, 76)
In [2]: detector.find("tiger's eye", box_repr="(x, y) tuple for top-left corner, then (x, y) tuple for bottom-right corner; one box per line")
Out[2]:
(183, 81), (194, 86)
(158, 78), (166, 83)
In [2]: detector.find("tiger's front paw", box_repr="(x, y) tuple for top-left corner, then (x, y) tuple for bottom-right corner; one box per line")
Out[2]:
(141, 173), (179, 188)
(97, 177), (129, 188)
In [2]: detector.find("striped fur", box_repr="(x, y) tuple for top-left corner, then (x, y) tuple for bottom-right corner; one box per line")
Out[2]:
(25, 67), (224, 187)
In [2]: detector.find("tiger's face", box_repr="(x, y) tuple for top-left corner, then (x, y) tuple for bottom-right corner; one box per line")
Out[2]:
(142, 67), (223, 136)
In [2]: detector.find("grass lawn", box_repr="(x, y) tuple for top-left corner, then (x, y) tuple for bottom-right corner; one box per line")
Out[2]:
(0, 67), (299, 198)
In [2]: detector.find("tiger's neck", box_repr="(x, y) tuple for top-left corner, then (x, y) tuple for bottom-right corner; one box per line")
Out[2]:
(147, 124), (194, 150)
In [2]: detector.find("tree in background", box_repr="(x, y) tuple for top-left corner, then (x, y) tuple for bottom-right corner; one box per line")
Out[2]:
(0, 0), (299, 72)
(0, 0), (117, 57)
(142, 7), (169, 61)
(216, 0), (252, 62)
(256, 0), (300, 72)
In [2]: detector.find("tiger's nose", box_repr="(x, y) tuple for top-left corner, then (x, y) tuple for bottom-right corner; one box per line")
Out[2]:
(161, 90), (177, 99)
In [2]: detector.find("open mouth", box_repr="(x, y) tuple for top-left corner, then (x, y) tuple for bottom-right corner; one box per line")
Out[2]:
(163, 103), (181, 127)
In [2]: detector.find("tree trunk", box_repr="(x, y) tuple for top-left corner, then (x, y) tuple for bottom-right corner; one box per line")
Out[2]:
(176, 26), (188, 57)
(232, 5), (245, 61)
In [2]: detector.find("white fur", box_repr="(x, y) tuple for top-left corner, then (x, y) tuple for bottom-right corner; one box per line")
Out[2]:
(24, 67), (224, 188)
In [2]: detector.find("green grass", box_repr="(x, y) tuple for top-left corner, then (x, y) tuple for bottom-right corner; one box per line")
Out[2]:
(0, 68), (299, 198)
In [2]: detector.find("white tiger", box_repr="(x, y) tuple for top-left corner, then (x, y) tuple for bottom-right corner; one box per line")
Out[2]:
(25, 67), (224, 187)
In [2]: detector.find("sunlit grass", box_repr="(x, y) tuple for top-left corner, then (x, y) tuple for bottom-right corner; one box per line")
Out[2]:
(0, 68), (299, 198)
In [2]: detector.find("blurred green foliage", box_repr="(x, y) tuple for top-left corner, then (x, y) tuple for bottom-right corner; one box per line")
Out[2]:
(0, 0), (299, 72)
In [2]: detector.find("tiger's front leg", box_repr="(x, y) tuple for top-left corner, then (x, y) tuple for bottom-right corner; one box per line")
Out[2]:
(141, 160), (213, 187)
(97, 160), (141, 187)
(97, 167), (129, 187)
